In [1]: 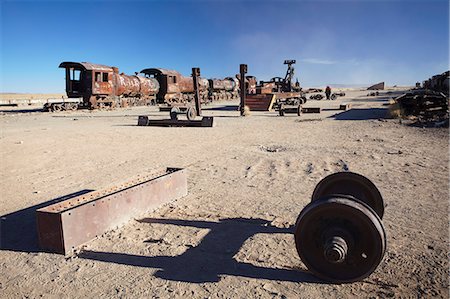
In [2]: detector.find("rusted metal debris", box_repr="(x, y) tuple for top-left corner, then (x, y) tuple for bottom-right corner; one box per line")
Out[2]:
(301, 107), (321, 114)
(310, 94), (324, 100)
(422, 71), (449, 95)
(137, 116), (214, 127)
(278, 104), (302, 116)
(238, 61), (306, 113)
(36, 168), (188, 254)
(367, 82), (385, 90)
(395, 89), (448, 123)
(304, 88), (323, 93)
(245, 94), (276, 111)
(239, 64), (248, 115)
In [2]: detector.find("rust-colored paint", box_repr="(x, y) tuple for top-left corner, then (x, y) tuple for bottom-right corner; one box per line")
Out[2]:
(36, 168), (188, 254)
(59, 62), (159, 109)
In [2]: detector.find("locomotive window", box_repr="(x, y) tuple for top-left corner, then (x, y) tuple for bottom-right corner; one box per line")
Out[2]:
(95, 72), (102, 82)
(169, 76), (177, 84)
(102, 73), (108, 82)
(71, 69), (81, 81)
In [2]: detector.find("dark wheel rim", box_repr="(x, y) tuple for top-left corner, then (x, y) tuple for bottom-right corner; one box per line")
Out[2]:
(294, 196), (386, 283)
(311, 172), (384, 219)
(170, 107), (180, 120)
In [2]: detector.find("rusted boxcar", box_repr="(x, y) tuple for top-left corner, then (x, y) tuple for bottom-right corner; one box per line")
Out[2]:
(58, 62), (159, 110)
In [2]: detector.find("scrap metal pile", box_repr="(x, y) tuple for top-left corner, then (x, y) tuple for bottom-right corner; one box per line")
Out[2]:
(394, 71), (449, 123)
(395, 90), (448, 122)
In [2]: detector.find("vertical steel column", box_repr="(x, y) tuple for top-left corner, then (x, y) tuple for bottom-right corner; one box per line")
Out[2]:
(239, 64), (247, 116)
(192, 67), (202, 116)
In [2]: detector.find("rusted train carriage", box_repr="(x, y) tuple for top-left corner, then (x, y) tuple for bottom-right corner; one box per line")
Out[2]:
(56, 62), (159, 110)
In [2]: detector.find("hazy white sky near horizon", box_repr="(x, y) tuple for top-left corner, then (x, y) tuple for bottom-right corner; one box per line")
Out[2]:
(1, 0), (449, 93)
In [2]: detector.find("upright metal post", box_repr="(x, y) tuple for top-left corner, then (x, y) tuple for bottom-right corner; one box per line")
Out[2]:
(239, 64), (247, 116)
(192, 67), (202, 116)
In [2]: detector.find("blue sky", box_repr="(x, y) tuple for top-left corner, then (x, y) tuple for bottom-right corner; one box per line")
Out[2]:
(1, 0), (449, 93)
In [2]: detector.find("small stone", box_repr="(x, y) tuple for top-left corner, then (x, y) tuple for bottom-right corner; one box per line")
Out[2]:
(357, 139), (363, 142)
(262, 283), (278, 294)
(33, 191), (41, 194)
(16, 141), (23, 144)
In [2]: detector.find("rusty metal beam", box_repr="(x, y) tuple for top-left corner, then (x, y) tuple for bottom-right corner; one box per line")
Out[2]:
(192, 67), (202, 117)
(239, 64), (247, 116)
(36, 168), (188, 254)
(301, 107), (321, 114)
(137, 116), (214, 127)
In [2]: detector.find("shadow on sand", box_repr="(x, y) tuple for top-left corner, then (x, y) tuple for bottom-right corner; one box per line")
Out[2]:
(0, 189), (93, 252)
(0, 108), (44, 114)
(202, 105), (239, 111)
(331, 108), (389, 121)
(79, 217), (323, 284)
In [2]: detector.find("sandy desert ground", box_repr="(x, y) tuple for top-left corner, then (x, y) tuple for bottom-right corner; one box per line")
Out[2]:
(0, 89), (448, 298)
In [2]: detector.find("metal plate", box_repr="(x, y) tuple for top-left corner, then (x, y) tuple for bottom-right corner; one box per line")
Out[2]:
(311, 172), (384, 219)
(294, 196), (386, 283)
(36, 167), (187, 254)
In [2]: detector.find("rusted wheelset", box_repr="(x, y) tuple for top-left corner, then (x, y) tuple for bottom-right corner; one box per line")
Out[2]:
(294, 172), (386, 283)
(170, 106), (198, 121)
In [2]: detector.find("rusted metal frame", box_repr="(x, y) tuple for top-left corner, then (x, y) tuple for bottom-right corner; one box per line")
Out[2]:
(302, 107), (321, 114)
(239, 64), (247, 116)
(36, 168), (188, 254)
(192, 67), (202, 116)
(137, 116), (214, 127)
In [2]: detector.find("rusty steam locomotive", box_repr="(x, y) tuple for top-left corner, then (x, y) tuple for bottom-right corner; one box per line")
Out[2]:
(46, 62), (240, 111)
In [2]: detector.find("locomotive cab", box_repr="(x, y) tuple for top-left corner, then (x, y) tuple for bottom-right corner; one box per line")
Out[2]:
(140, 68), (183, 103)
(59, 62), (91, 98)
(60, 62), (116, 108)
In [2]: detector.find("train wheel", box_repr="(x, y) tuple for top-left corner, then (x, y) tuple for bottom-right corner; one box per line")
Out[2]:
(186, 107), (197, 121)
(52, 104), (62, 112)
(297, 105), (302, 116)
(279, 104), (285, 116)
(66, 103), (78, 111)
(170, 107), (180, 120)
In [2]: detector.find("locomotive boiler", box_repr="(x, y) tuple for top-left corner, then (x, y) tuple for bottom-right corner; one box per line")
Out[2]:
(54, 62), (159, 110)
(208, 77), (240, 101)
